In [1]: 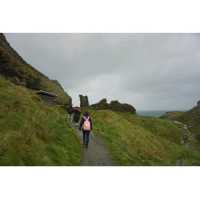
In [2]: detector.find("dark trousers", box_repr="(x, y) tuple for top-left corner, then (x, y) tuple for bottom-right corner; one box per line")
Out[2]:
(82, 131), (90, 146)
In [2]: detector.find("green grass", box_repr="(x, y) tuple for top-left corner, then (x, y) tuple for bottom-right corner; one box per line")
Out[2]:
(0, 76), (80, 165)
(160, 107), (200, 151)
(122, 113), (183, 144)
(160, 111), (185, 120)
(87, 109), (200, 166)
(178, 109), (200, 135)
(177, 108), (200, 151)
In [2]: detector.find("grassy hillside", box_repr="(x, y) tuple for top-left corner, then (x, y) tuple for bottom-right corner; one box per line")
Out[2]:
(0, 76), (80, 166)
(88, 109), (200, 165)
(177, 107), (200, 137)
(160, 111), (185, 120)
(176, 104), (200, 151)
(160, 102), (200, 150)
(0, 33), (71, 106)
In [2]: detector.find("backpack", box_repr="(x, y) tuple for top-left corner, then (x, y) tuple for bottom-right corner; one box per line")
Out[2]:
(82, 117), (91, 131)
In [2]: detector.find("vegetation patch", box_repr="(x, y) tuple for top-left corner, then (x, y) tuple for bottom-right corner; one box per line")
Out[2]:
(0, 77), (80, 166)
(88, 109), (200, 165)
(160, 111), (185, 120)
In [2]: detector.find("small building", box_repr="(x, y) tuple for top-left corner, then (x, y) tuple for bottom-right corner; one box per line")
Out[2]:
(36, 90), (58, 105)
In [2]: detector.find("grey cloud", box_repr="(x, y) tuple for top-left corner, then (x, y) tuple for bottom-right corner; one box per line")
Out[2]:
(5, 33), (200, 110)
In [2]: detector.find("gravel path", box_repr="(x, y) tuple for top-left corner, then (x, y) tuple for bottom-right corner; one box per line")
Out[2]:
(71, 122), (115, 166)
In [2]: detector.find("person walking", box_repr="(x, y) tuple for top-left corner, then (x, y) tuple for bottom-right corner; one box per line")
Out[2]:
(79, 112), (93, 148)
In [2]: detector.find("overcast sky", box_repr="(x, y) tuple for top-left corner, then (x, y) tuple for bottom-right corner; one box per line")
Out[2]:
(5, 33), (200, 110)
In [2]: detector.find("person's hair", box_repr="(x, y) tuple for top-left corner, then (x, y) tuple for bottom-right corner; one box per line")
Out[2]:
(83, 111), (89, 117)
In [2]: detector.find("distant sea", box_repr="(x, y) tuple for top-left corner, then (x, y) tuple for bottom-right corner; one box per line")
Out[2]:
(137, 110), (169, 117)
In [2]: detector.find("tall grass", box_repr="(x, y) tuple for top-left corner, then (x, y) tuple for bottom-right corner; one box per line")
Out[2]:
(88, 109), (200, 165)
(0, 77), (80, 165)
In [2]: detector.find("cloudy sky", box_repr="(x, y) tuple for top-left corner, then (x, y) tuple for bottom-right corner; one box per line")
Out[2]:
(5, 33), (200, 111)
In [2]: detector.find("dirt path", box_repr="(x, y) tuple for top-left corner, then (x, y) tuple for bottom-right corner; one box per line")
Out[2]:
(70, 122), (115, 166)
(174, 120), (192, 166)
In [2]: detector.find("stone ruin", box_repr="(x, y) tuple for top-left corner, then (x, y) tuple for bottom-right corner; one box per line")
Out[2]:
(79, 94), (89, 107)
(77, 95), (136, 113)
(91, 98), (136, 114)
(36, 90), (57, 105)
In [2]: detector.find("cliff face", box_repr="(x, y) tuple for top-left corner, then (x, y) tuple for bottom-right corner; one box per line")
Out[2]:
(0, 33), (71, 106)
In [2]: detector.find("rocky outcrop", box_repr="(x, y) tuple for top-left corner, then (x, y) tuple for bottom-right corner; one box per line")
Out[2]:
(0, 33), (28, 65)
(79, 95), (89, 107)
(91, 98), (108, 110)
(160, 111), (185, 120)
(110, 100), (136, 113)
(91, 98), (136, 114)
(173, 100), (200, 142)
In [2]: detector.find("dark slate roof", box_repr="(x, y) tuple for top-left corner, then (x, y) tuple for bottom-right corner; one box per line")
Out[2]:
(36, 90), (58, 97)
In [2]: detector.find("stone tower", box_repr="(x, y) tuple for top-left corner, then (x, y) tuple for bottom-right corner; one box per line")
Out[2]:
(79, 94), (89, 107)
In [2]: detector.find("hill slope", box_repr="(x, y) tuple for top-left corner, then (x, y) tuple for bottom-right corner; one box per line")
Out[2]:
(161, 101), (200, 149)
(0, 76), (80, 165)
(0, 34), (80, 165)
(0, 33), (71, 106)
(177, 101), (200, 136)
(174, 101), (200, 152)
(160, 111), (185, 120)
(88, 109), (200, 165)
